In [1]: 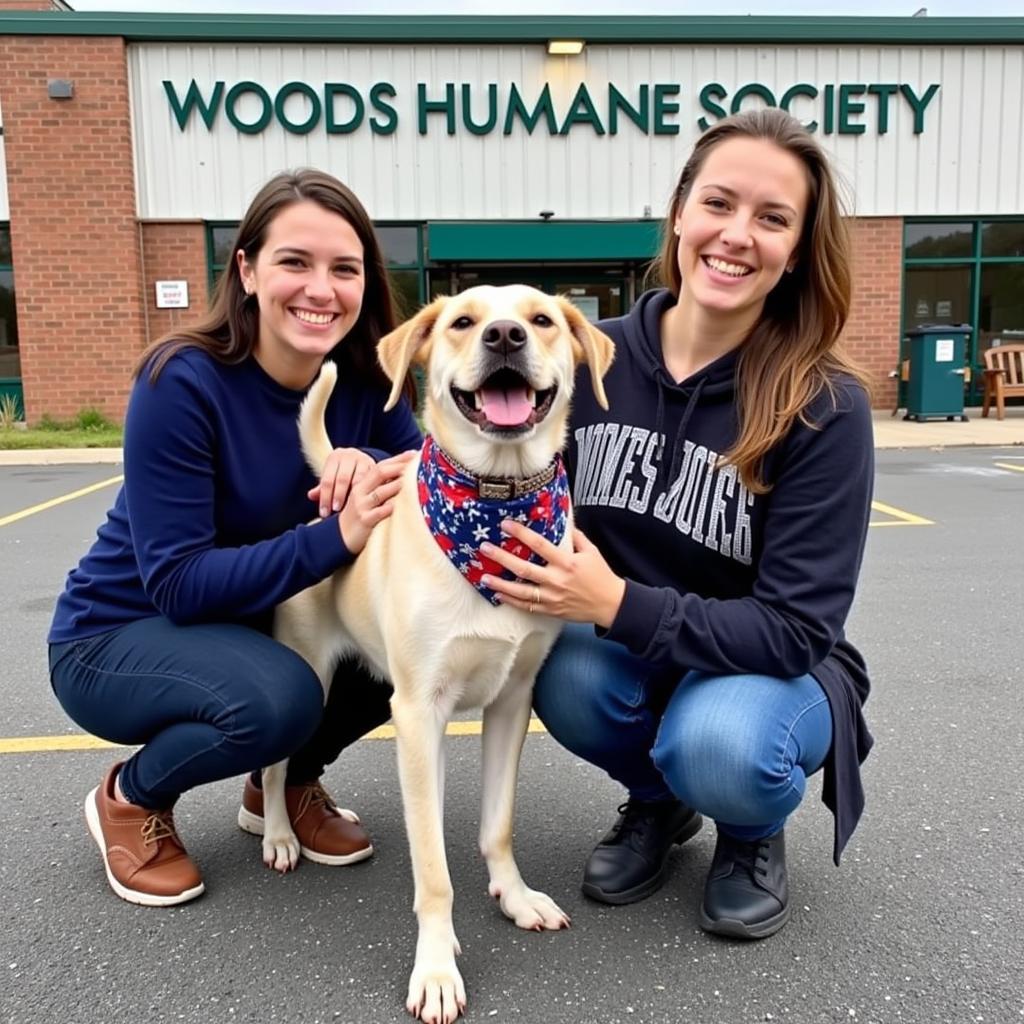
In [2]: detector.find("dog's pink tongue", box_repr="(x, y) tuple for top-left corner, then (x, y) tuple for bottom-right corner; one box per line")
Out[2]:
(479, 387), (533, 426)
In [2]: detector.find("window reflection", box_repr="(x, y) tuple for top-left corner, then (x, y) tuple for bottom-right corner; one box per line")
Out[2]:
(904, 222), (973, 259)
(982, 222), (1024, 259)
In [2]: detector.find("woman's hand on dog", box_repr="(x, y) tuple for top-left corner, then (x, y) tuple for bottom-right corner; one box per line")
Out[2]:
(308, 447), (378, 519)
(480, 521), (627, 629)
(337, 451), (417, 555)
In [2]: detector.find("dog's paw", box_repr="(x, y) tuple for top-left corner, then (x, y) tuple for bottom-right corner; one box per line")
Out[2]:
(406, 959), (466, 1024)
(489, 880), (571, 931)
(262, 832), (301, 873)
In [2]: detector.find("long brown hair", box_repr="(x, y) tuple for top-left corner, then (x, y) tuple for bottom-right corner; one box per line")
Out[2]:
(655, 109), (870, 493)
(135, 169), (417, 407)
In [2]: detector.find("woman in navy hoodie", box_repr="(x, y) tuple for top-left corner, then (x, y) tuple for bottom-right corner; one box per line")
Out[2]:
(482, 109), (873, 939)
(48, 170), (421, 907)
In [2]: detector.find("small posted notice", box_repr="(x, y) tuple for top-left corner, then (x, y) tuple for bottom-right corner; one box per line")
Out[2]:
(155, 280), (189, 309)
(935, 338), (955, 363)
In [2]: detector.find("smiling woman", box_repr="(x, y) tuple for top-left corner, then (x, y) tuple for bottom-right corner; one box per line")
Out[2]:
(481, 108), (876, 943)
(45, 169), (424, 909)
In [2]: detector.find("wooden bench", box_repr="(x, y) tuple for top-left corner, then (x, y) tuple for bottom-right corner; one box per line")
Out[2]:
(982, 343), (1024, 420)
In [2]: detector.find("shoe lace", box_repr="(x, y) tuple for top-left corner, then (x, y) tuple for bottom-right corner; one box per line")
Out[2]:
(612, 799), (667, 848)
(295, 781), (337, 819)
(723, 834), (771, 878)
(140, 810), (181, 848)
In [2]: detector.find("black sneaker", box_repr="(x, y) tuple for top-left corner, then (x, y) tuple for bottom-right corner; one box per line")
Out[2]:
(581, 798), (702, 905)
(700, 827), (789, 939)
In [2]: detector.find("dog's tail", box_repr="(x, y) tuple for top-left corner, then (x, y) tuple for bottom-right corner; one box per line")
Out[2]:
(298, 360), (338, 476)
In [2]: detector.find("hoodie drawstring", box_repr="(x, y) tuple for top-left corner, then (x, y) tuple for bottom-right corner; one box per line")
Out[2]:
(655, 376), (706, 492)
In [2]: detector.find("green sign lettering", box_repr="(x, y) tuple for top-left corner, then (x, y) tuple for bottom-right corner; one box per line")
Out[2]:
(160, 77), (942, 139)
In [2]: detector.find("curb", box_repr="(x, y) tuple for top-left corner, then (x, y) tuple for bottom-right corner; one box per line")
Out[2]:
(0, 448), (123, 466)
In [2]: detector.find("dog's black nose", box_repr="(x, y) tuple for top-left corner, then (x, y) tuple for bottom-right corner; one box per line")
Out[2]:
(482, 320), (527, 356)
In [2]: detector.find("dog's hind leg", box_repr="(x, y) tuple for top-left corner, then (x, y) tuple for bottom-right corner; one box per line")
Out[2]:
(479, 668), (570, 932)
(391, 685), (466, 1024)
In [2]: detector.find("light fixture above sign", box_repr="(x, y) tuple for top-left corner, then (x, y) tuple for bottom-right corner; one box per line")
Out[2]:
(547, 40), (585, 56)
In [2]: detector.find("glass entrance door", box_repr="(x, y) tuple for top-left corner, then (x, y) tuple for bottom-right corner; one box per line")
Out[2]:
(433, 265), (629, 322)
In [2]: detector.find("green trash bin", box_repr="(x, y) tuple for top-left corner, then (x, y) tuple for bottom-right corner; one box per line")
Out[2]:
(902, 325), (971, 422)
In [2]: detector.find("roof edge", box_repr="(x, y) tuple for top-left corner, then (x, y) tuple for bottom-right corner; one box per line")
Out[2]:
(2, 12), (1024, 45)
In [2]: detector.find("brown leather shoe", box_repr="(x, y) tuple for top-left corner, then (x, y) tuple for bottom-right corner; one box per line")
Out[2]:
(237, 776), (373, 866)
(84, 762), (204, 907)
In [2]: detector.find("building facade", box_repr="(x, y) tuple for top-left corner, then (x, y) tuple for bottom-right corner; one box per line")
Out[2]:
(1, 5), (1023, 420)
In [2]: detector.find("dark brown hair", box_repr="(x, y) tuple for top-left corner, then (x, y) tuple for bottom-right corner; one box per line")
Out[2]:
(654, 108), (870, 493)
(135, 169), (416, 407)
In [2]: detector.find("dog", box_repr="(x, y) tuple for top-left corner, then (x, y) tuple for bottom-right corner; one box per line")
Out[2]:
(264, 285), (613, 1024)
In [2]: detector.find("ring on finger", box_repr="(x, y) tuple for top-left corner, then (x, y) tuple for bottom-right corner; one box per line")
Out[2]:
(370, 488), (380, 506)
(533, 584), (542, 605)
(528, 602), (537, 614)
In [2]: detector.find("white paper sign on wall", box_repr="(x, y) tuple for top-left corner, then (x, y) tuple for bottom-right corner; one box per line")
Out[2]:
(155, 280), (189, 309)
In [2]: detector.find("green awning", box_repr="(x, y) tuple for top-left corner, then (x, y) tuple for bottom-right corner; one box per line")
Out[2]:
(427, 220), (663, 263)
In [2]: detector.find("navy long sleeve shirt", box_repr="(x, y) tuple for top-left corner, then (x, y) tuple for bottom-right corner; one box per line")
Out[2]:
(49, 348), (422, 643)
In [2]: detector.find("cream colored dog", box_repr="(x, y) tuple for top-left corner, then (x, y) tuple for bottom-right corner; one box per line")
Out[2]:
(265, 285), (613, 1024)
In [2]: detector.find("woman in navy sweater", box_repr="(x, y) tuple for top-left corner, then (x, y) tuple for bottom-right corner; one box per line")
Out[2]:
(48, 170), (421, 906)
(482, 110), (874, 939)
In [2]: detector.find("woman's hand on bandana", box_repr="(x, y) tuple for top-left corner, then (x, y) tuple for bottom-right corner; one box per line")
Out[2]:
(480, 519), (627, 629)
(307, 447), (377, 519)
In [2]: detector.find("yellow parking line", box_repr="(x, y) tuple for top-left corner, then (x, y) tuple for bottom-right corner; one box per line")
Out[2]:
(994, 462), (1024, 474)
(870, 499), (934, 527)
(0, 474), (124, 528)
(0, 719), (547, 755)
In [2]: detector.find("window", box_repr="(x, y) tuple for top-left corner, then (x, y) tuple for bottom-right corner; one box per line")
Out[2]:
(205, 223), (426, 318)
(904, 222), (973, 259)
(903, 218), (1024, 404)
(0, 225), (19, 384)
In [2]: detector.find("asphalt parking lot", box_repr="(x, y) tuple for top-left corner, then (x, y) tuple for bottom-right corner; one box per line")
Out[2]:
(2, 446), (1023, 1024)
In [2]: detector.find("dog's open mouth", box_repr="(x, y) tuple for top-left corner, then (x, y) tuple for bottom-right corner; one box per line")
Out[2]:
(451, 368), (557, 433)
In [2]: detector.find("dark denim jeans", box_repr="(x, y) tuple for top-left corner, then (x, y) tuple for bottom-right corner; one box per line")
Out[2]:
(49, 616), (392, 809)
(533, 622), (833, 841)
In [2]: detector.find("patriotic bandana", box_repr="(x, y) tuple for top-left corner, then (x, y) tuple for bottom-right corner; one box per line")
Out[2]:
(416, 435), (570, 605)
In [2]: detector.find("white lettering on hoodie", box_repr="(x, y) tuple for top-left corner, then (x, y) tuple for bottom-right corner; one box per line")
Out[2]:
(573, 423), (754, 566)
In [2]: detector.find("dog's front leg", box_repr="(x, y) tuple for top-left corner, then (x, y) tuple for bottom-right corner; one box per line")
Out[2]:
(479, 678), (570, 932)
(391, 690), (465, 1024)
(260, 759), (301, 873)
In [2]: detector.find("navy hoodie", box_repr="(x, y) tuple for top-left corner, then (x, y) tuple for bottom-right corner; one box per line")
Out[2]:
(569, 289), (874, 863)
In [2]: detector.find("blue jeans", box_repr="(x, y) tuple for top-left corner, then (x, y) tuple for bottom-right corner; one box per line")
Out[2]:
(533, 623), (833, 841)
(49, 616), (393, 809)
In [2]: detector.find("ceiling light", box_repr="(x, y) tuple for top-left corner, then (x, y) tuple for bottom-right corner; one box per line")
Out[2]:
(547, 40), (585, 56)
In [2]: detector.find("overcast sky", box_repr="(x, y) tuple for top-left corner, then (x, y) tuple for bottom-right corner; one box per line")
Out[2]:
(65, 1), (1024, 16)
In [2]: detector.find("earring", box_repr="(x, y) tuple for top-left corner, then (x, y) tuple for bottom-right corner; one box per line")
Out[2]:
(673, 226), (681, 236)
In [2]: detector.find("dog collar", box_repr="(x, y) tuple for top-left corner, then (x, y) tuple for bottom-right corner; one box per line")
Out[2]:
(417, 435), (569, 605)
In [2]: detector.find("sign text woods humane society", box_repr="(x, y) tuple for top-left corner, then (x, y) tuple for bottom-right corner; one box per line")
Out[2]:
(163, 78), (941, 138)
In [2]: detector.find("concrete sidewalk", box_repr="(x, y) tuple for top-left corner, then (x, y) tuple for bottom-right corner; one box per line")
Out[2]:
(1, 406), (1022, 466)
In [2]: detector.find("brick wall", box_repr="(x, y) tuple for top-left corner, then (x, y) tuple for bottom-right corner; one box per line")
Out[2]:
(140, 222), (211, 346)
(844, 217), (903, 409)
(0, 33), (143, 423)
(0, 1), (65, 10)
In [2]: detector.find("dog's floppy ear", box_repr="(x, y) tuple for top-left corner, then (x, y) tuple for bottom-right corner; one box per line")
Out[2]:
(556, 296), (615, 411)
(378, 296), (448, 411)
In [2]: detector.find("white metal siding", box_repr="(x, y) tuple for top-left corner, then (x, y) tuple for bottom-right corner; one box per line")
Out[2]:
(129, 42), (1024, 221)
